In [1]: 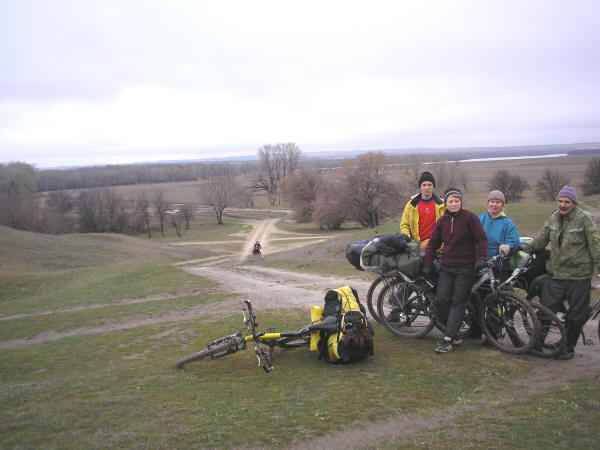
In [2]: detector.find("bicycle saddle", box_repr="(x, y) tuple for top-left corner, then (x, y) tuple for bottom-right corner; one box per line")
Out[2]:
(308, 315), (338, 332)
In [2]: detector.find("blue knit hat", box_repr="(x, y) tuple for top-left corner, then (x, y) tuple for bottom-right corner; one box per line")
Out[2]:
(556, 186), (577, 203)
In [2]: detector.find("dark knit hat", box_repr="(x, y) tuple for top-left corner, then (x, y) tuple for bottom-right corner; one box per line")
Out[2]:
(556, 186), (577, 203)
(487, 190), (506, 204)
(418, 171), (436, 187)
(443, 188), (462, 204)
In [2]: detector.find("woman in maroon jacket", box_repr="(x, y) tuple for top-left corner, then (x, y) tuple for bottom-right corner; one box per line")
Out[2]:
(423, 188), (488, 354)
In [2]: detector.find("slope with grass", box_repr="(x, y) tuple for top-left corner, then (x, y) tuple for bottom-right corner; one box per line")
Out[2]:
(1, 197), (600, 448)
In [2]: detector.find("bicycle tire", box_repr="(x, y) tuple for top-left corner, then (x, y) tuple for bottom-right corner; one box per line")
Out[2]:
(366, 277), (385, 323)
(528, 302), (566, 358)
(480, 290), (540, 355)
(377, 279), (435, 338)
(175, 336), (243, 368)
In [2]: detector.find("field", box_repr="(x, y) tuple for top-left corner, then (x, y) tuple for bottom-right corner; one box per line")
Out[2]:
(1, 155), (600, 448)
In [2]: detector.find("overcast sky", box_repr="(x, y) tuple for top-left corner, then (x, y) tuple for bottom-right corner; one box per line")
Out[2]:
(1, 0), (599, 168)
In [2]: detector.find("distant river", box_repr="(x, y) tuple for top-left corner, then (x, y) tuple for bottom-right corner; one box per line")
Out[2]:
(455, 153), (569, 163)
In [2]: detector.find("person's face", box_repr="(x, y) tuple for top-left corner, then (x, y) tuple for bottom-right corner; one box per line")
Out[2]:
(557, 197), (576, 215)
(488, 199), (503, 216)
(420, 181), (434, 198)
(446, 196), (461, 213)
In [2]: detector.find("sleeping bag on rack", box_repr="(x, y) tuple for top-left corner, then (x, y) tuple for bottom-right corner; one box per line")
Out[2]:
(359, 234), (423, 278)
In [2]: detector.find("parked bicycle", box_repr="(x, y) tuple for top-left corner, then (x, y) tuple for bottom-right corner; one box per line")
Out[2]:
(377, 254), (541, 355)
(175, 300), (337, 372)
(509, 253), (600, 356)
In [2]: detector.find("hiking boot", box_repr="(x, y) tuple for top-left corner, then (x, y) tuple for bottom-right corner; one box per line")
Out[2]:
(453, 337), (463, 346)
(435, 337), (453, 354)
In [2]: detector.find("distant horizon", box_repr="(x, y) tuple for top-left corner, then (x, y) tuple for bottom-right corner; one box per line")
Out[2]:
(27, 140), (600, 170)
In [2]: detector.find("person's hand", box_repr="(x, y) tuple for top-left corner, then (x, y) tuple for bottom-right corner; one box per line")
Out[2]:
(499, 244), (511, 256)
(474, 259), (486, 272)
(419, 239), (430, 250)
(422, 265), (433, 278)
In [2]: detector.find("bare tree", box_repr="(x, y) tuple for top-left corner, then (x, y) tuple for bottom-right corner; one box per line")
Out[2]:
(330, 152), (405, 228)
(488, 170), (528, 203)
(313, 180), (347, 230)
(583, 157), (600, 195)
(152, 190), (170, 237)
(280, 170), (322, 223)
(430, 159), (470, 194)
(404, 154), (425, 185)
(201, 175), (237, 225)
(251, 143), (302, 205)
(536, 168), (570, 201)
(47, 191), (73, 214)
(77, 189), (103, 232)
(180, 203), (194, 230)
(168, 209), (184, 238)
(136, 193), (152, 238)
(0, 162), (38, 229)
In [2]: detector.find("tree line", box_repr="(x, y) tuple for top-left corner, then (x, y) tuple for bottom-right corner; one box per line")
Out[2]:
(36, 161), (258, 192)
(2, 150), (600, 236)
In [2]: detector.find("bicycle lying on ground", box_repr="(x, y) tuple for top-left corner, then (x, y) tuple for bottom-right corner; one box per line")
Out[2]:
(175, 300), (337, 372)
(377, 253), (541, 355)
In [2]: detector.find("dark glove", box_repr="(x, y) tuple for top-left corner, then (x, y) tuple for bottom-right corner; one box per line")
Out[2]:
(422, 265), (433, 277)
(474, 259), (486, 272)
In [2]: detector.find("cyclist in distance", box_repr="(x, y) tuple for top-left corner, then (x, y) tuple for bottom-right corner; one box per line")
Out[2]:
(422, 188), (488, 354)
(521, 186), (600, 360)
(400, 171), (445, 249)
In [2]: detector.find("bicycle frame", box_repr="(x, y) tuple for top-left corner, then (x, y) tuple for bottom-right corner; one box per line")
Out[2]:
(175, 300), (321, 372)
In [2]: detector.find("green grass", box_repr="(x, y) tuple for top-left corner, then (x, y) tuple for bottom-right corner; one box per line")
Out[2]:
(375, 378), (600, 449)
(0, 310), (532, 449)
(0, 293), (225, 341)
(136, 219), (251, 242)
(0, 261), (216, 316)
(470, 201), (556, 237)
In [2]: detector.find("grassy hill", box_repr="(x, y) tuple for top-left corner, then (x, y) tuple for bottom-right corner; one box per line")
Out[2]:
(1, 203), (599, 448)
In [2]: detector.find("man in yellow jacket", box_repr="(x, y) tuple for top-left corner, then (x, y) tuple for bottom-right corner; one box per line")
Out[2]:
(400, 171), (446, 247)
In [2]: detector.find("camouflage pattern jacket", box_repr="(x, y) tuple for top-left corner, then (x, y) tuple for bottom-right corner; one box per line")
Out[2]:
(523, 206), (600, 280)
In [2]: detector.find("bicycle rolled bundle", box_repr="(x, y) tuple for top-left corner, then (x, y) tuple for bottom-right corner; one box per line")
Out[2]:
(358, 233), (423, 278)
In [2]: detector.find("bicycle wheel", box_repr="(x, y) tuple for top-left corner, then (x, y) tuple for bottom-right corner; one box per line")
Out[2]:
(377, 279), (435, 338)
(366, 277), (385, 323)
(528, 302), (566, 358)
(175, 335), (244, 368)
(480, 290), (540, 355)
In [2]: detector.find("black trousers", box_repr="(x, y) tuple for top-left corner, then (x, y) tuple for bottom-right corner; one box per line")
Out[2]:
(541, 277), (591, 322)
(436, 264), (476, 340)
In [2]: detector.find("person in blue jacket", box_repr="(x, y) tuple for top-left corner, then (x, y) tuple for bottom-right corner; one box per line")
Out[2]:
(478, 190), (520, 267)
(472, 189), (521, 343)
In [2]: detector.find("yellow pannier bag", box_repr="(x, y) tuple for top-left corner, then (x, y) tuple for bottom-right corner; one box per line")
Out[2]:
(310, 305), (325, 352)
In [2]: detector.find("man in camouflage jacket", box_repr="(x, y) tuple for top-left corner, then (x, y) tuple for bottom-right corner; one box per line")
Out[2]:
(522, 186), (600, 360)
